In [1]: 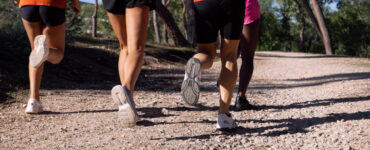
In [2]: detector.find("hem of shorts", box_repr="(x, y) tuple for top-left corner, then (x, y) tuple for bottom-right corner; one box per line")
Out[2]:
(20, 17), (66, 27)
(244, 17), (261, 25)
(126, 2), (154, 10)
(196, 40), (217, 44)
(220, 36), (241, 40)
(44, 21), (66, 27)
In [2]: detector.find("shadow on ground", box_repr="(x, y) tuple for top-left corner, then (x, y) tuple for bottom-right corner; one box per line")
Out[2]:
(0, 41), (195, 103)
(256, 53), (347, 59)
(152, 110), (370, 140)
(252, 96), (370, 111)
(138, 95), (370, 140)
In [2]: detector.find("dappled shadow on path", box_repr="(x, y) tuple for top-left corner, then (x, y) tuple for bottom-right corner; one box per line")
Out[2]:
(256, 53), (346, 59)
(248, 72), (370, 90)
(200, 72), (370, 93)
(40, 109), (117, 115)
(148, 96), (369, 140)
(156, 111), (370, 140)
(252, 96), (370, 111)
(286, 72), (370, 82)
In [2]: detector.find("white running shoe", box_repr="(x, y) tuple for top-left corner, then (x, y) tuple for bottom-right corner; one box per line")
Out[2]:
(216, 113), (237, 131)
(111, 85), (138, 127)
(29, 35), (49, 68)
(25, 98), (43, 114)
(181, 57), (201, 106)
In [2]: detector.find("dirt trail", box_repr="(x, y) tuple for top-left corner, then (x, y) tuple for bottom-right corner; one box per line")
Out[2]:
(1, 51), (369, 149)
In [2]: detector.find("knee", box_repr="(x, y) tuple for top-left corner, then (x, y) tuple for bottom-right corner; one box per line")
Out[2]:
(49, 53), (64, 64)
(221, 52), (237, 63)
(119, 42), (127, 51)
(129, 46), (145, 56)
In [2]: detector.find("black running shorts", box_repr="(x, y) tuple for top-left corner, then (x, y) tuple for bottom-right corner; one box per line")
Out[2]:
(193, 0), (245, 43)
(103, 0), (155, 14)
(20, 5), (66, 27)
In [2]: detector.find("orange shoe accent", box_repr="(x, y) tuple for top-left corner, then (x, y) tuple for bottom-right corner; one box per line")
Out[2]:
(194, 0), (204, 2)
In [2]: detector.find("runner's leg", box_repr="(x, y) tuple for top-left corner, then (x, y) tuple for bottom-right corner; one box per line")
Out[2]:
(42, 23), (66, 64)
(218, 38), (239, 114)
(238, 20), (259, 97)
(123, 5), (150, 95)
(193, 43), (217, 69)
(107, 13), (128, 86)
(22, 19), (43, 100)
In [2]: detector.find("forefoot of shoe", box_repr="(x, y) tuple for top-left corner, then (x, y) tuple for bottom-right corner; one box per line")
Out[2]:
(25, 99), (43, 114)
(181, 58), (201, 105)
(181, 78), (200, 105)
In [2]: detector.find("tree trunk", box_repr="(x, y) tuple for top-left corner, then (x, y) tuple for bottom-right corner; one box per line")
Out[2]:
(181, 0), (188, 39)
(152, 11), (161, 43)
(161, 0), (170, 44)
(294, 0), (306, 52)
(311, 0), (333, 55)
(162, 25), (169, 44)
(299, 0), (322, 40)
(299, 21), (306, 52)
(91, 0), (98, 37)
(155, 0), (190, 46)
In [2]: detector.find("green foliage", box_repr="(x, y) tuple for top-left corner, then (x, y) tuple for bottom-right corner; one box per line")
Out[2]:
(0, 0), (368, 57)
(80, 4), (115, 38)
(327, 0), (369, 56)
(0, 1), (28, 48)
(257, 0), (369, 56)
(258, 11), (283, 50)
(65, 6), (83, 41)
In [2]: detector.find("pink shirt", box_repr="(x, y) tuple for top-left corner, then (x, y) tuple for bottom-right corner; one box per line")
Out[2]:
(244, 0), (260, 25)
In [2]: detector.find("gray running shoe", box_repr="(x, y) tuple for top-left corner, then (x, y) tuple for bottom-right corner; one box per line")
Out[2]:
(111, 85), (138, 127)
(181, 58), (201, 105)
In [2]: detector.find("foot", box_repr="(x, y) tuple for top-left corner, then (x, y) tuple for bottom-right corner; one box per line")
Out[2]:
(216, 113), (237, 131)
(181, 57), (201, 105)
(235, 96), (253, 111)
(29, 35), (49, 68)
(25, 98), (43, 114)
(111, 85), (138, 127)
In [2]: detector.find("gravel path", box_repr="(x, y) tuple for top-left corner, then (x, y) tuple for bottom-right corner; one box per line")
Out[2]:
(1, 51), (369, 149)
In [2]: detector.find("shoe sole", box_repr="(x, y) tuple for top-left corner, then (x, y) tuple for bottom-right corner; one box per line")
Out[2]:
(118, 104), (137, 127)
(30, 35), (49, 68)
(235, 99), (253, 111)
(25, 105), (43, 114)
(235, 105), (253, 111)
(25, 110), (43, 114)
(181, 58), (201, 106)
(216, 127), (237, 132)
(111, 85), (138, 127)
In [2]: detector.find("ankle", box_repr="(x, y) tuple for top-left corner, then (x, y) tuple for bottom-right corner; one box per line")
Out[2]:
(218, 110), (230, 115)
(29, 97), (40, 101)
(238, 94), (246, 98)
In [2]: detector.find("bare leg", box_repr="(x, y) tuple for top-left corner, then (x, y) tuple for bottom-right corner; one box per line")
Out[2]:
(43, 23), (66, 64)
(193, 43), (217, 69)
(107, 13), (128, 85)
(22, 19), (43, 100)
(218, 39), (239, 114)
(123, 6), (150, 94)
(22, 19), (66, 100)
(238, 20), (259, 98)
